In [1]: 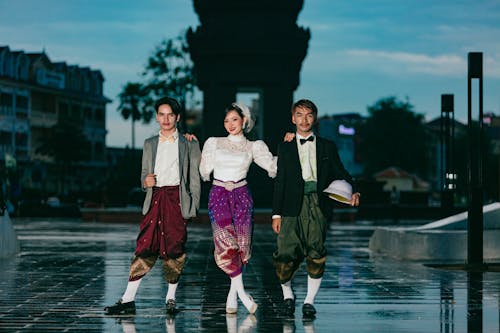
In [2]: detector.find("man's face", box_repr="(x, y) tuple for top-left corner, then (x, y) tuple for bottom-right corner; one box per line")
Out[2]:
(156, 104), (179, 133)
(291, 106), (315, 136)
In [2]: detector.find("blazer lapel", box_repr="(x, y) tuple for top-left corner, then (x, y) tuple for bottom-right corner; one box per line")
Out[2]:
(178, 135), (186, 180)
(151, 136), (159, 172)
(291, 138), (301, 172)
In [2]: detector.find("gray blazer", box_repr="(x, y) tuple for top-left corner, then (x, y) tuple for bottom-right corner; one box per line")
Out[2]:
(140, 135), (201, 218)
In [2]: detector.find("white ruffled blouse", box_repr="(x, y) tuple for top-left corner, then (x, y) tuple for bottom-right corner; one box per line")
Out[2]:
(199, 134), (277, 182)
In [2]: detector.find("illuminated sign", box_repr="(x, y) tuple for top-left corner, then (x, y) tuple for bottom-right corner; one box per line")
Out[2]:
(338, 124), (355, 135)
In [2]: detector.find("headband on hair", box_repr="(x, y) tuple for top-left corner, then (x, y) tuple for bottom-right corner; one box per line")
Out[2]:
(232, 102), (255, 133)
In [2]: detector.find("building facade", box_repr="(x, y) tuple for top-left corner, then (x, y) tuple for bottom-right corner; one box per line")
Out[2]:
(0, 46), (110, 199)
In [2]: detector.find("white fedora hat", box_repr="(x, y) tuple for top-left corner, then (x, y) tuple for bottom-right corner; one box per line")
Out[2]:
(323, 180), (352, 204)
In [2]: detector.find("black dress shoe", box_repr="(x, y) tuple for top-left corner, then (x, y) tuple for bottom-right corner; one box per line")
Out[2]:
(166, 299), (177, 314)
(302, 303), (316, 318)
(281, 298), (295, 317)
(104, 299), (136, 315)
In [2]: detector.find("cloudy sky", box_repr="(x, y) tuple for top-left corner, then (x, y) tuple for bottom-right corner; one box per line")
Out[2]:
(1, 0), (499, 147)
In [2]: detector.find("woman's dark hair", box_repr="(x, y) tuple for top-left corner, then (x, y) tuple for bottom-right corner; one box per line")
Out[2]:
(224, 103), (245, 119)
(155, 97), (181, 115)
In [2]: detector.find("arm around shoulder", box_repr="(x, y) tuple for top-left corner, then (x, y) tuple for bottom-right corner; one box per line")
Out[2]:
(199, 137), (217, 181)
(252, 140), (277, 178)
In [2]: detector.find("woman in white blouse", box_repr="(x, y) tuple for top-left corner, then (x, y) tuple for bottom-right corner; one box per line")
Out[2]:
(199, 102), (277, 314)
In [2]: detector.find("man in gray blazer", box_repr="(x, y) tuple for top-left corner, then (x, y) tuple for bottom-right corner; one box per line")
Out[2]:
(105, 97), (201, 316)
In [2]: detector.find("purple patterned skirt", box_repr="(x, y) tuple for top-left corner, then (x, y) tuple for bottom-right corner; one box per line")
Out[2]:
(208, 184), (253, 277)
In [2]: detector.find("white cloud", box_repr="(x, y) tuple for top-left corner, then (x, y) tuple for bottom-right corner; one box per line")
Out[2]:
(302, 48), (500, 79)
(344, 49), (467, 76)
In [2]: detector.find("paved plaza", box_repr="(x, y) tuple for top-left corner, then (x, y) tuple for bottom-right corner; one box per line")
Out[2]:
(1, 217), (499, 332)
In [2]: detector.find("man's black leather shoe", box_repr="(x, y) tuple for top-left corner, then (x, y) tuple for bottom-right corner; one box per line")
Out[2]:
(104, 299), (136, 315)
(166, 299), (177, 314)
(302, 303), (316, 318)
(281, 298), (295, 317)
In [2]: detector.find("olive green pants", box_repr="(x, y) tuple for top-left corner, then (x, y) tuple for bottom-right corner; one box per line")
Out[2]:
(273, 183), (327, 283)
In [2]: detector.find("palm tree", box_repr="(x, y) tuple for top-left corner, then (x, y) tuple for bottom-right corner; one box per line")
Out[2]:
(116, 31), (199, 141)
(117, 83), (150, 149)
(142, 32), (198, 131)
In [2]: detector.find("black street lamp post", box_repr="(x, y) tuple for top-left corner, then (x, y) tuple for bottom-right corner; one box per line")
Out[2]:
(467, 52), (484, 265)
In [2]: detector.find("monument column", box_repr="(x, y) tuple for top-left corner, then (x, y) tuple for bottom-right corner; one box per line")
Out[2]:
(187, 0), (310, 206)
(187, 0), (309, 145)
(262, 84), (295, 153)
(202, 84), (237, 139)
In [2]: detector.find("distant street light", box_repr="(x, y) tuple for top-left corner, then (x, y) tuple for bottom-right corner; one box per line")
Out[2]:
(440, 93), (455, 212)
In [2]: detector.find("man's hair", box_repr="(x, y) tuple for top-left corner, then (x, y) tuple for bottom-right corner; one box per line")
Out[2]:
(292, 99), (318, 120)
(154, 97), (181, 115)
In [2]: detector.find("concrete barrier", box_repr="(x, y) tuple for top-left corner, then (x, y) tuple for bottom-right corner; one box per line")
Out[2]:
(369, 202), (500, 261)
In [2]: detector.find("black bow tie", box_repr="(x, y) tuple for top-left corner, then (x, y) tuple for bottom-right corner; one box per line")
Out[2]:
(300, 136), (314, 145)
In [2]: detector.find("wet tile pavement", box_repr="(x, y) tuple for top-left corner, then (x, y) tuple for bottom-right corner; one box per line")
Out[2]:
(1, 218), (500, 332)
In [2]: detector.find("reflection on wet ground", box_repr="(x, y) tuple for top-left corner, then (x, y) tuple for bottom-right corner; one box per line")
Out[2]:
(0, 219), (499, 332)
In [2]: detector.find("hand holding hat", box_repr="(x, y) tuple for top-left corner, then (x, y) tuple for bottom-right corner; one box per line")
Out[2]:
(323, 180), (360, 206)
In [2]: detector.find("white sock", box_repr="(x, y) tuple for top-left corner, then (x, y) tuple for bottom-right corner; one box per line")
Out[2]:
(304, 276), (322, 305)
(281, 280), (294, 300)
(226, 279), (238, 311)
(166, 282), (178, 302)
(121, 279), (142, 303)
(231, 273), (257, 313)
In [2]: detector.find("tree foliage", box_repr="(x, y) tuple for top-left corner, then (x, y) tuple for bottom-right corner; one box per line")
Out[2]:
(359, 96), (429, 177)
(116, 31), (197, 133)
(36, 119), (91, 164)
(117, 82), (150, 148)
(35, 119), (91, 193)
(118, 82), (151, 123)
(142, 33), (196, 110)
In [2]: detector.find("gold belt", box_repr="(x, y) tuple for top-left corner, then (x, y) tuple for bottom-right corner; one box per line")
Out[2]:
(212, 179), (247, 191)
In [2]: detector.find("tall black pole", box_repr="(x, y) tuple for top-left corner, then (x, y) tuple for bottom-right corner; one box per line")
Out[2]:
(467, 52), (483, 265)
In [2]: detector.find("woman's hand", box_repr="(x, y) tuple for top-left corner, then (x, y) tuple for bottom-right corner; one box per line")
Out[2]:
(272, 217), (282, 234)
(283, 132), (295, 142)
(183, 133), (198, 142)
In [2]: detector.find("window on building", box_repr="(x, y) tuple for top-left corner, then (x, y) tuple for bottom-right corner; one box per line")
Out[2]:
(95, 142), (104, 158)
(84, 107), (92, 120)
(72, 105), (82, 119)
(95, 108), (104, 122)
(59, 102), (69, 118)
(0, 92), (13, 107)
(16, 132), (28, 146)
(0, 131), (11, 144)
(16, 95), (28, 109)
